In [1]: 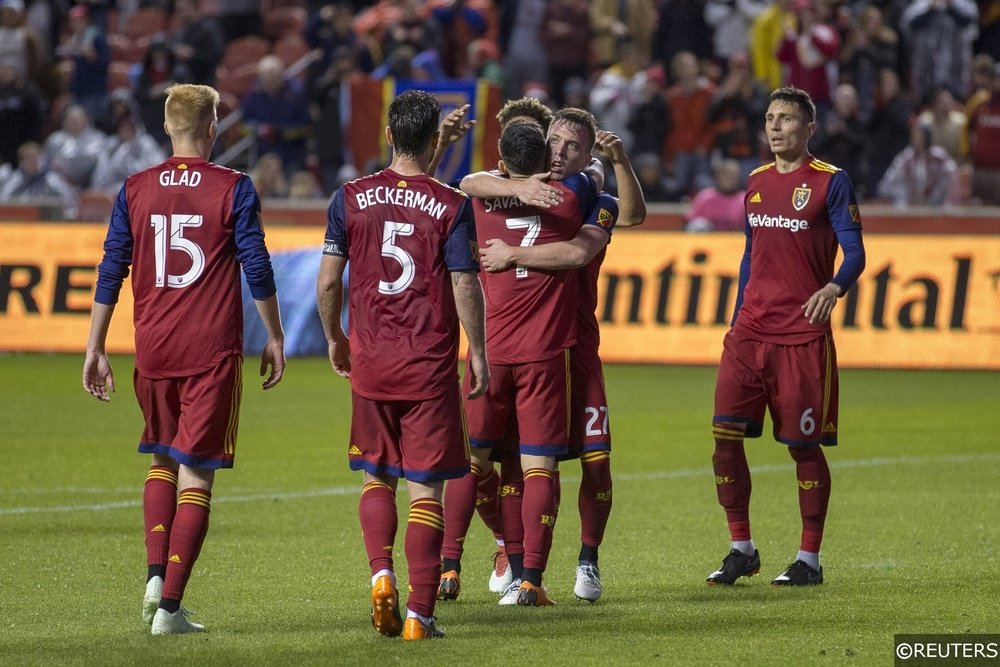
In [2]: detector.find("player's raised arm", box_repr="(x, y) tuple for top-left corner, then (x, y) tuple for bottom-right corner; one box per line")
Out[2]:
(594, 130), (646, 227)
(429, 104), (476, 177)
(460, 169), (563, 207)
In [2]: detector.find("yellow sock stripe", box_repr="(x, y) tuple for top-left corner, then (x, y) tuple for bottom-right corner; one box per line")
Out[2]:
(524, 468), (555, 481)
(409, 516), (445, 531)
(409, 498), (443, 511)
(145, 469), (178, 485)
(224, 361), (243, 456)
(470, 462), (482, 478)
(713, 426), (746, 438)
(580, 451), (610, 463)
(361, 481), (394, 496)
(408, 506), (445, 530)
(178, 490), (211, 510)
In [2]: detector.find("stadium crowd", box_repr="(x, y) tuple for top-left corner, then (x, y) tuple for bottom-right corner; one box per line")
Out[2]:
(2, 0), (1000, 221)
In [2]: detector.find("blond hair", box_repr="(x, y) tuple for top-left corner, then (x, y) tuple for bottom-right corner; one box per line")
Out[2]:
(164, 84), (220, 138)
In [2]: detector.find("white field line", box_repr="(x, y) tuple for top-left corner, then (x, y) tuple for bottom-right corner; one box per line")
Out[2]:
(1, 452), (998, 517)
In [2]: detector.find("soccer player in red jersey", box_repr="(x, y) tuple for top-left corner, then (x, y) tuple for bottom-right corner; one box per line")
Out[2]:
(316, 90), (488, 640)
(477, 127), (646, 602)
(82, 83), (286, 634)
(451, 117), (600, 606)
(706, 86), (866, 587)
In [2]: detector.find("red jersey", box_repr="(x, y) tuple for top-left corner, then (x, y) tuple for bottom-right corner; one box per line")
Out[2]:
(473, 172), (598, 364)
(736, 157), (863, 344)
(574, 193), (618, 357)
(324, 168), (477, 401)
(96, 157), (276, 378)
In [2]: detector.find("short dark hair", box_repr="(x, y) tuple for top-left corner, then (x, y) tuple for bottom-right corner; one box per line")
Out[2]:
(496, 97), (553, 131)
(769, 87), (816, 123)
(550, 106), (598, 152)
(499, 120), (546, 176)
(387, 89), (440, 158)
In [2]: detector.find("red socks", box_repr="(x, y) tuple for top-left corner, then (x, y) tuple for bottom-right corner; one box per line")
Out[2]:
(711, 433), (752, 542)
(359, 480), (397, 574)
(498, 457), (525, 562)
(521, 468), (557, 572)
(789, 446), (831, 553)
(475, 466), (503, 542)
(161, 488), (211, 602)
(441, 463), (481, 562)
(405, 498), (444, 617)
(143, 465), (178, 569)
(579, 452), (613, 550)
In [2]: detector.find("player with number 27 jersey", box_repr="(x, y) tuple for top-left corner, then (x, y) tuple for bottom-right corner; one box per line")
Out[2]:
(324, 169), (478, 401)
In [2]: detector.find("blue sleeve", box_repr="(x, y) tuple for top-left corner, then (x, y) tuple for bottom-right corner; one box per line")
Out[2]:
(94, 186), (133, 305)
(563, 172), (599, 220)
(323, 187), (348, 256)
(444, 197), (479, 272)
(233, 175), (276, 300)
(826, 170), (866, 294)
(583, 192), (618, 238)
(730, 220), (753, 326)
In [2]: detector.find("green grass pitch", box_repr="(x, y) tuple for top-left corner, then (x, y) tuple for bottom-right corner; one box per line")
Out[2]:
(2, 354), (998, 665)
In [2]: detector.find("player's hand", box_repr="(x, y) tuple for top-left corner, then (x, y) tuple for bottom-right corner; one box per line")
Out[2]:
(82, 350), (115, 402)
(479, 238), (516, 272)
(439, 104), (476, 147)
(514, 173), (562, 208)
(328, 334), (351, 378)
(465, 350), (489, 399)
(260, 336), (285, 389)
(802, 282), (841, 324)
(594, 130), (626, 164)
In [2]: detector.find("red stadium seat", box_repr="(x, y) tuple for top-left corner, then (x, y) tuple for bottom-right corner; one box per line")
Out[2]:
(272, 34), (312, 69)
(122, 7), (168, 42)
(107, 61), (134, 93)
(222, 35), (270, 70)
(263, 6), (307, 41)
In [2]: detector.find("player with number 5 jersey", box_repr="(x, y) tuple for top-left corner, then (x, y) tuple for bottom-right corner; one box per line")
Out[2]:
(83, 84), (286, 636)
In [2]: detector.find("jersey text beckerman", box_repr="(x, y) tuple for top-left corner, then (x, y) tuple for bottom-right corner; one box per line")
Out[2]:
(354, 185), (447, 219)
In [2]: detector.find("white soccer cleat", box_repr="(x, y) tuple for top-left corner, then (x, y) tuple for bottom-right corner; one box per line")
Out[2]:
(574, 563), (602, 602)
(498, 578), (522, 606)
(142, 576), (163, 626)
(150, 607), (205, 635)
(488, 548), (513, 593)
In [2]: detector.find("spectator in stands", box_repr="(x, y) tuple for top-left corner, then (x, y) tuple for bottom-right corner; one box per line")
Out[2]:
(91, 114), (167, 194)
(306, 2), (374, 77)
(55, 4), (108, 121)
(651, 0), (714, 66)
(814, 83), (868, 198)
(0, 140), (78, 218)
(288, 168), (323, 199)
(628, 64), (670, 157)
(866, 67), (914, 196)
(309, 44), (358, 195)
(665, 50), (716, 197)
(684, 158), (746, 231)
(501, 0), (549, 102)
(707, 51), (768, 185)
(839, 5), (899, 124)
(633, 152), (678, 203)
(249, 152), (290, 199)
(241, 55), (313, 176)
(968, 62), (1000, 204)
(171, 0), (225, 87)
(878, 119), (958, 208)
(43, 104), (106, 190)
(918, 85), (968, 163)
(428, 0), (496, 78)
(964, 53), (995, 120)
(704, 0), (768, 71)
(589, 0), (656, 72)
(133, 39), (189, 147)
(95, 86), (140, 136)
(901, 0), (979, 103)
(380, 0), (441, 62)
(0, 62), (44, 166)
(216, 0), (262, 43)
(460, 37), (505, 88)
(0, 0), (42, 86)
(749, 0), (793, 90)
(542, 0), (591, 108)
(590, 41), (647, 152)
(777, 0), (840, 123)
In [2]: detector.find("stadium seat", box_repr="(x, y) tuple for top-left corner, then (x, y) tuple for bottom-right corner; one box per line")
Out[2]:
(222, 36), (270, 71)
(272, 34), (312, 69)
(107, 61), (134, 93)
(263, 6), (307, 41)
(76, 190), (116, 222)
(122, 7), (168, 42)
(217, 62), (260, 100)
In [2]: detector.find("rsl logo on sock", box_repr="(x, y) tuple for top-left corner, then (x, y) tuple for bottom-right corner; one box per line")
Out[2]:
(798, 480), (823, 490)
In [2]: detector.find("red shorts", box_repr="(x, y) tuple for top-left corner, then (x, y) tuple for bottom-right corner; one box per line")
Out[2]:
(134, 354), (243, 469)
(463, 351), (570, 458)
(714, 328), (839, 447)
(349, 381), (470, 482)
(564, 345), (611, 459)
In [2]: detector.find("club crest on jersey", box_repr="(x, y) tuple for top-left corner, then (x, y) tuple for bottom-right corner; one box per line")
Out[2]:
(792, 186), (811, 211)
(596, 207), (614, 228)
(849, 204), (861, 223)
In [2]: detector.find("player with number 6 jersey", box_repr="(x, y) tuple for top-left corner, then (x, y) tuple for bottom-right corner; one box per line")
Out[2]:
(83, 83), (286, 636)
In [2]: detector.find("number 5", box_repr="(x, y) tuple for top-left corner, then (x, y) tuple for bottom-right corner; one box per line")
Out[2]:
(379, 220), (415, 295)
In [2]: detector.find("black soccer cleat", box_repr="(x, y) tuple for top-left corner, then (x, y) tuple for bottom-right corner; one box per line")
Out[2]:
(706, 548), (761, 585)
(771, 559), (824, 586)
